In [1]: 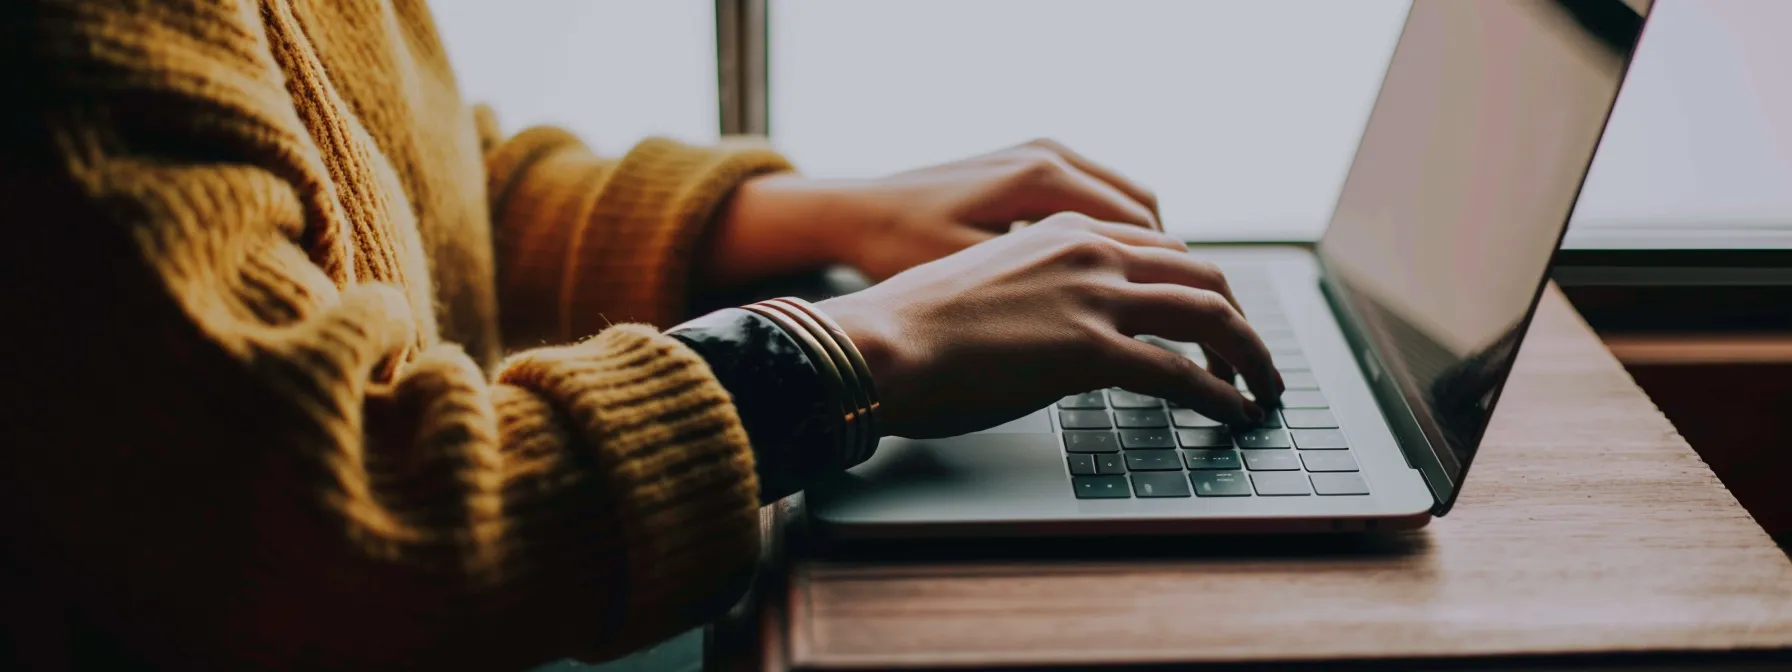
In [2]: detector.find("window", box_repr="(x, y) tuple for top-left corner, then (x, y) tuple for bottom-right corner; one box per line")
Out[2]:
(771, 0), (1408, 239)
(433, 0), (720, 151)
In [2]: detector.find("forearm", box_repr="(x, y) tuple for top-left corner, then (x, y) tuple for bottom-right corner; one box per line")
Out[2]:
(485, 131), (795, 342)
(693, 174), (870, 290)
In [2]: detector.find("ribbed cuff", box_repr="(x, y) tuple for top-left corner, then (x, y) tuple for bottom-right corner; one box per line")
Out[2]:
(487, 131), (794, 346)
(495, 325), (761, 654)
(568, 138), (793, 330)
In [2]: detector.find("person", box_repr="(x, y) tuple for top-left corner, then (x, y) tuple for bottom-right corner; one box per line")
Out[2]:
(0, 0), (1282, 669)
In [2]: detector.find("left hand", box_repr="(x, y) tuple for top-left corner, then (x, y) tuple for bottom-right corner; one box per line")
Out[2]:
(701, 139), (1161, 286)
(822, 139), (1161, 281)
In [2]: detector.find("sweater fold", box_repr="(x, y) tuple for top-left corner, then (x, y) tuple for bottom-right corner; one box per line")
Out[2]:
(0, 0), (783, 668)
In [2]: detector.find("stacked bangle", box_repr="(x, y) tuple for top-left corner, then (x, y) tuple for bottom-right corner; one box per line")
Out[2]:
(740, 297), (881, 468)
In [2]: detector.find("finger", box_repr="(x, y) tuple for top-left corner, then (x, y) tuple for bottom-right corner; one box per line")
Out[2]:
(1202, 344), (1239, 388)
(1011, 156), (1159, 230)
(1027, 138), (1161, 227)
(1101, 334), (1261, 424)
(1114, 246), (1258, 336)
(1114, 247), (1265, 359)
(1080, 220), (1187, 255)
(1091, 237), (1258, 393)
(1110, 284), (1284, 403)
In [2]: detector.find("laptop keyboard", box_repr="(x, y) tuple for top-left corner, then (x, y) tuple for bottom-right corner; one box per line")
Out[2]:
(1059, 276), (1370, 499)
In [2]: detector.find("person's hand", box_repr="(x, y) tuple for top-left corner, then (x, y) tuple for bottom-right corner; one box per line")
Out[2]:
(816, 212), (1284, 439)
(826, 139), (1161, 281)
(699, 139), (1160, 288)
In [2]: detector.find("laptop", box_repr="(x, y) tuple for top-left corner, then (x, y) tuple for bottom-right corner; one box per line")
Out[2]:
(808, 0), (1654, 537)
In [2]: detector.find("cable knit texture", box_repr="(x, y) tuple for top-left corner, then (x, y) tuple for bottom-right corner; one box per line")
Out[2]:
(0, 0), (793, 668)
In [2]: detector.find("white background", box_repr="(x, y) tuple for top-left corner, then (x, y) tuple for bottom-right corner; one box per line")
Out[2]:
(435, 0), (1792, 243)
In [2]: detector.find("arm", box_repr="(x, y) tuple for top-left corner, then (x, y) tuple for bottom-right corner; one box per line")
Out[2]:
(479, 118), (795, 346)
(1, 10), (758, 670)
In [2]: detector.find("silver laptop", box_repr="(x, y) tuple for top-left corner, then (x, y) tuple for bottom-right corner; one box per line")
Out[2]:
(808, 0), (1653, 537)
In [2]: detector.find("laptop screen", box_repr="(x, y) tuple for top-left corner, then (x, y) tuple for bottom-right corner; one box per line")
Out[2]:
(1316, 0), (1649, 512)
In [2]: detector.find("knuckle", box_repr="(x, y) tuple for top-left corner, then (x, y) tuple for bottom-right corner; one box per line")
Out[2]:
(1138, 187), (1161, 209)
(1050, 233), (1127, 270)
(1189, 259), (1230, 289)
(1037, 211), (1097, 230)
(1017, 152), (1072, 185)
(1070, 276), (1128, 310)
(1160, 347), (1198, 378)
(1025, 137), (1064, 153)
(1177, 288), (1235, 321)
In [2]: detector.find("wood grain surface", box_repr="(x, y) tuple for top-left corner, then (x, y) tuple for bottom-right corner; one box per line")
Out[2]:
(751, 287), (1792, 670)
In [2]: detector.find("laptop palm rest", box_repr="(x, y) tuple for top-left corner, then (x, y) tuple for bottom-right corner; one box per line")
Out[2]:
(808, 416), (1077, 528)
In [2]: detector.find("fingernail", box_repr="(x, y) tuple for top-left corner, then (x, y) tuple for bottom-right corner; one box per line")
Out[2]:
(1243, 400), (1265, 422)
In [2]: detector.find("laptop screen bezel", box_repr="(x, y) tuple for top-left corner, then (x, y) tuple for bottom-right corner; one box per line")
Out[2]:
(1312, 0), (1652, 515)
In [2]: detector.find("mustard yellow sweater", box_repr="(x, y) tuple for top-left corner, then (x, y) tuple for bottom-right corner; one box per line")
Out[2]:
(0, 0), (794, 668)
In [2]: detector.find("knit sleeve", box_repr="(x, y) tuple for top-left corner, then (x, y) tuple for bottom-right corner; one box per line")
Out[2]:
(483, 126), (795, 347)
(0, 7), (760, 670)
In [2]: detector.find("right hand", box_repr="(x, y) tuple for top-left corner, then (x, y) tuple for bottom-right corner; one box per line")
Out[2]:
(819, 212), (1285, 439)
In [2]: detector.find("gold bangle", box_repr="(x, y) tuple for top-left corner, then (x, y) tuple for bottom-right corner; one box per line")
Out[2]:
(741, 303), (857, 467)
(779, 297), (880, 437)
(764, 299), (875, 465)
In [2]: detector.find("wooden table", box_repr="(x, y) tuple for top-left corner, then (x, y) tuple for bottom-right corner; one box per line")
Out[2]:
(713, 287), (1792, 670)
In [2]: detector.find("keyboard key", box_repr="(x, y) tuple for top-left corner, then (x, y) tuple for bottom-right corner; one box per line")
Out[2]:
(1251, 472), (1313, 496)
(1066, 454), (1097, 475)
(1119, 429), (1176, 449)
(1276, 355), (1310, 370)
(1192, 471), (1253, 497)
(1060, 410), (1112, 430)
(1281, 371), (1319, 389)
(1301, 451), (1359, 472)
(1177, 427), (1232, 448)
(1058, 391), (1107, 409)
(1124, 449), (1182, 471)
(1108, 390), (1163, 409)
(1170, 409), (1222, 428)
(1114, 409), (1170, 429)
(1283, 409), (1339, 429)
(1280, 390), (1328, 408)
(1131, 472), (1193, 497)
(1292, 429), (1349, 450)
(1095, 453), (1127, 475)
(1243, 450), (1301, 471)
(1233, 411), (1283, 429)
(1311, 472), (1371, 496)
(1234, 428), (1292, 449)
(1183, 449), (1242, 470)
(1073, 475), (1131, 499)
(1063, 431), (1120, 453)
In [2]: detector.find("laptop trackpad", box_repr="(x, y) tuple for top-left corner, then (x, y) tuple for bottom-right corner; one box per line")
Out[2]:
(972, 408), (1051, 434)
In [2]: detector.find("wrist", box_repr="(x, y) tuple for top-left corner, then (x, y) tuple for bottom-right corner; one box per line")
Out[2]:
(815, 292), (914, 435)
(700, 174), (834, 289)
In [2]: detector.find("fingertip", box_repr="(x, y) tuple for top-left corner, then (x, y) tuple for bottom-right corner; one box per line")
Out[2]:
(1242, 399), (1265, 423)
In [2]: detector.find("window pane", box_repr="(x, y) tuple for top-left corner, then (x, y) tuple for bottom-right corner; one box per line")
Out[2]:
(434, 0), (719, 151)
(1573, 0), (1792, 242)
(774, 0), (1792, 243)
(771, 0), (1407, 240)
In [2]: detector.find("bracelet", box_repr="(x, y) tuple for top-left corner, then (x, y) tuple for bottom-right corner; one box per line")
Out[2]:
(744, 298), (880, 468)
(665, 307), (833, 500)
(740, 303), (857, 470)
(771, 297), (881, 464)
(760, 300), (875, 466)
